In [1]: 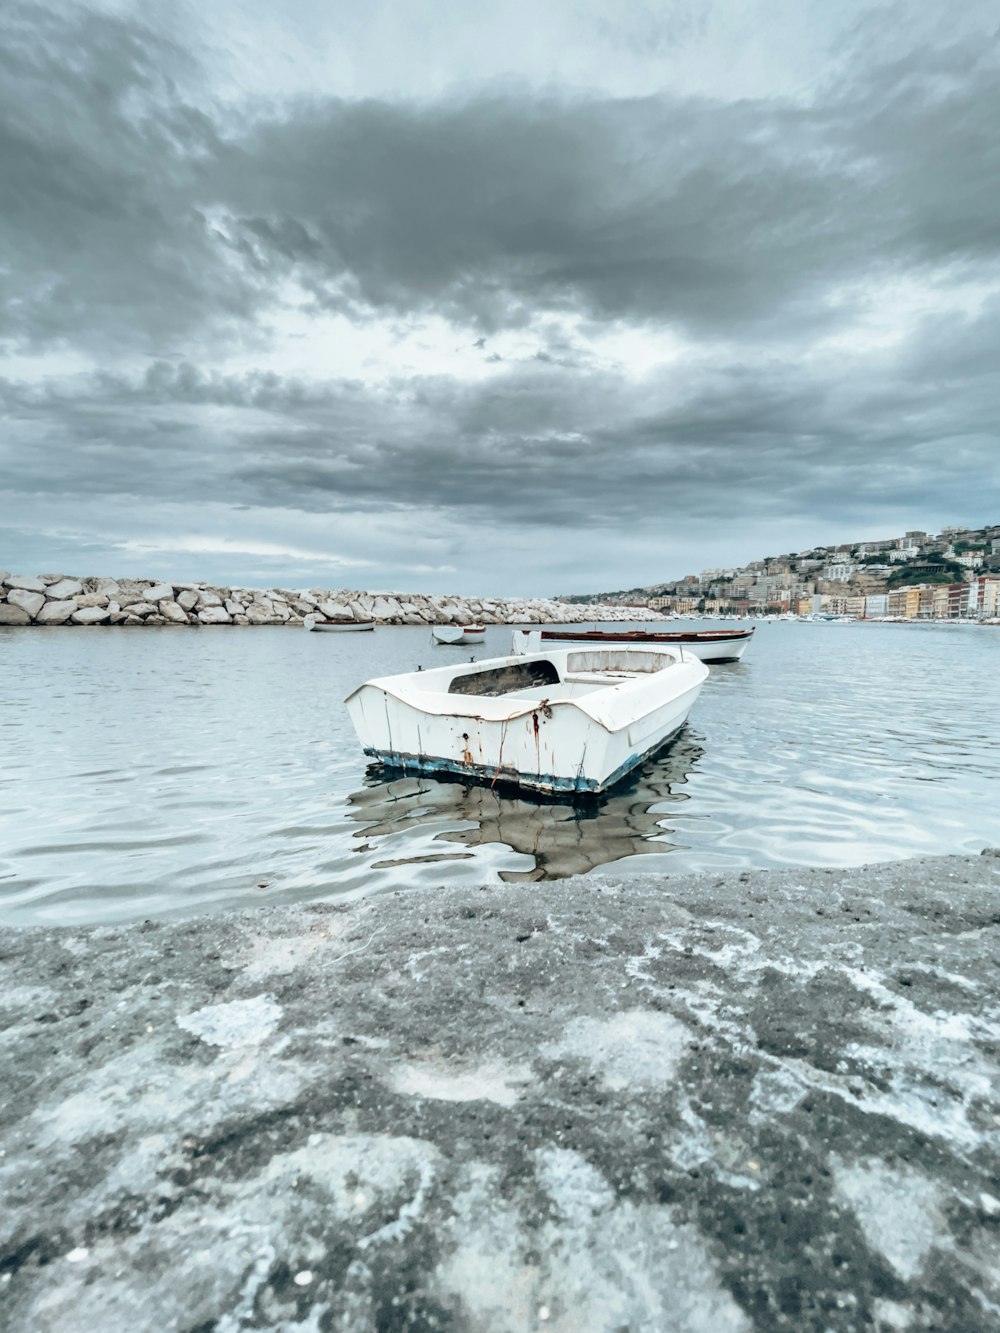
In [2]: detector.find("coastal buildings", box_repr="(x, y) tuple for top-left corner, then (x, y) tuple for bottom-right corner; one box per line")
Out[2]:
(569, 522), (1000, 620)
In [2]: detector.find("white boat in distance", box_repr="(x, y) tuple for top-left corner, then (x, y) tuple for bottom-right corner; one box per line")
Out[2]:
(432, 623), (487, 645)
(303, 615), (375, 632)
(538, 626), (754, 664)
(345, 641), (708, 796)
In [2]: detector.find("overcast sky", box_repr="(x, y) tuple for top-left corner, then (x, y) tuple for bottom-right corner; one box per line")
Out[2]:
(3, 1), (999, 595)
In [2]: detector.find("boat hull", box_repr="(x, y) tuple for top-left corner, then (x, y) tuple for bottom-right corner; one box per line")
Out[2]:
(432, 625), (487, 645)
(345, 647), (708, 795)
(360, 719), (690, 796)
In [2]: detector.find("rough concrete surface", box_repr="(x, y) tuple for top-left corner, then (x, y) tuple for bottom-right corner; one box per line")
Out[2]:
(1, 855), (998, 1332)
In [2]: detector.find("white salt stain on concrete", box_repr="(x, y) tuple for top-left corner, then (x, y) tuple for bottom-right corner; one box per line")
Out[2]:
(534, 1147), (615, 1223)
(238, 925), (347, 981)
(260, 1132), (440, 1233)
(750, 1067), (806, 1117)
(388, 1057), (532, 1107)
(33, 1045), (309, 1163)
(873, 1298), (914, 1329)
(832, 1157), (943, 1280)
(35, 1054), (208, 1148)
(432, 1156), (750, 1332)
(177, 993), (281, 1047)
(543, 1009), (693, 1091)
(431, 1166), (540, 1332)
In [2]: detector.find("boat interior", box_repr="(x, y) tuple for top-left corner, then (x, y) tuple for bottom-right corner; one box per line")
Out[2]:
(446, 649), (676, 700)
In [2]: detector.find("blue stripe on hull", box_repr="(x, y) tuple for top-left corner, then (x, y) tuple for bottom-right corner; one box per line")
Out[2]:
(364, 723), (686, 796)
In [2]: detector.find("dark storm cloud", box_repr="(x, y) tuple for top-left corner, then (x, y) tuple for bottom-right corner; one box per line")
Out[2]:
(205, 51), (1000, 338)
(5, 2), (1000, 353)
(0, 4), (250, 351)
(7, 315), (995, 537)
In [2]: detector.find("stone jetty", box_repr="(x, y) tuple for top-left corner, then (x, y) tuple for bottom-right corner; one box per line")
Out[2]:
(0, 573), (654, 629)
(1, 853), (998, 1331)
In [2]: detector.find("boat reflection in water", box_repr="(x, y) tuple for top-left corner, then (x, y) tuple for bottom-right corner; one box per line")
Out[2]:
(345, 731), (704, 882)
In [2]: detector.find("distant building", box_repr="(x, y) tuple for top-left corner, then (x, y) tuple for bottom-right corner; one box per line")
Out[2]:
(975, 575), (1000, 616)
(822, 562), (856, 581)
(947, 582), (974, 617)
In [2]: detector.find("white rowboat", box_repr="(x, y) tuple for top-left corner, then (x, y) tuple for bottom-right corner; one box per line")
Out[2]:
(432, 624), (487, 645)
(345, 642), (708, 796)
(304, 616), (375, 632)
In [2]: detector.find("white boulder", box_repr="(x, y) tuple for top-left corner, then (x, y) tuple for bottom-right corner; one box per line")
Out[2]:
(159, 600), (190, 624)
(177, 590), (199, 611)
(371, 596), (403, 621)
(116, 586), (152, 608)
(318, 600), (353, 620)
(126, 602), (159, 617)
(0, 602), (31, 625)
(198, 606), (233, 624)
(196, 590), (223, 608)
(3, 575), (47, 593)
(144, 583), (174, 602)
(7, 588), (45, 618)
(71, 606), (111, 624)
(36, 599), (78, 625)
(45, 579), (84, 601)
(75, 592), (109, 609)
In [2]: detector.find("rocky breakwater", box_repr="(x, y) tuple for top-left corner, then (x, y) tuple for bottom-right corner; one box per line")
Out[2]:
(0, 573), (657, 629)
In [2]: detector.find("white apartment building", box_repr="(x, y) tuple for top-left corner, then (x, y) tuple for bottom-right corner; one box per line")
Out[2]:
(822, 562), (856, 581)
(700, 568), (736, 582)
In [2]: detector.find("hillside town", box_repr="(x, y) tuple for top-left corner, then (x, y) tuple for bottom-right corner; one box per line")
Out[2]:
(569, 522), (1000, 619)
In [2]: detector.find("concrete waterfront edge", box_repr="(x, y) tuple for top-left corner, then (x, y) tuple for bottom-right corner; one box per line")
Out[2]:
(1, 852), (998, 1330)
(0, 572), (658, 628)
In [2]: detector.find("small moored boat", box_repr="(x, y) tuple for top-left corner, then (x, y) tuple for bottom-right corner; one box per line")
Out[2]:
(538, 625), (755, 664)
(304, 615), (375, 632)
(345, 639), (708, 796)
(432, 624), (487, 645)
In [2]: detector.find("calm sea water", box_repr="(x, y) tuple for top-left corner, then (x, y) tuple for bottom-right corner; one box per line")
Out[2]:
(2, 619), (999, 926)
